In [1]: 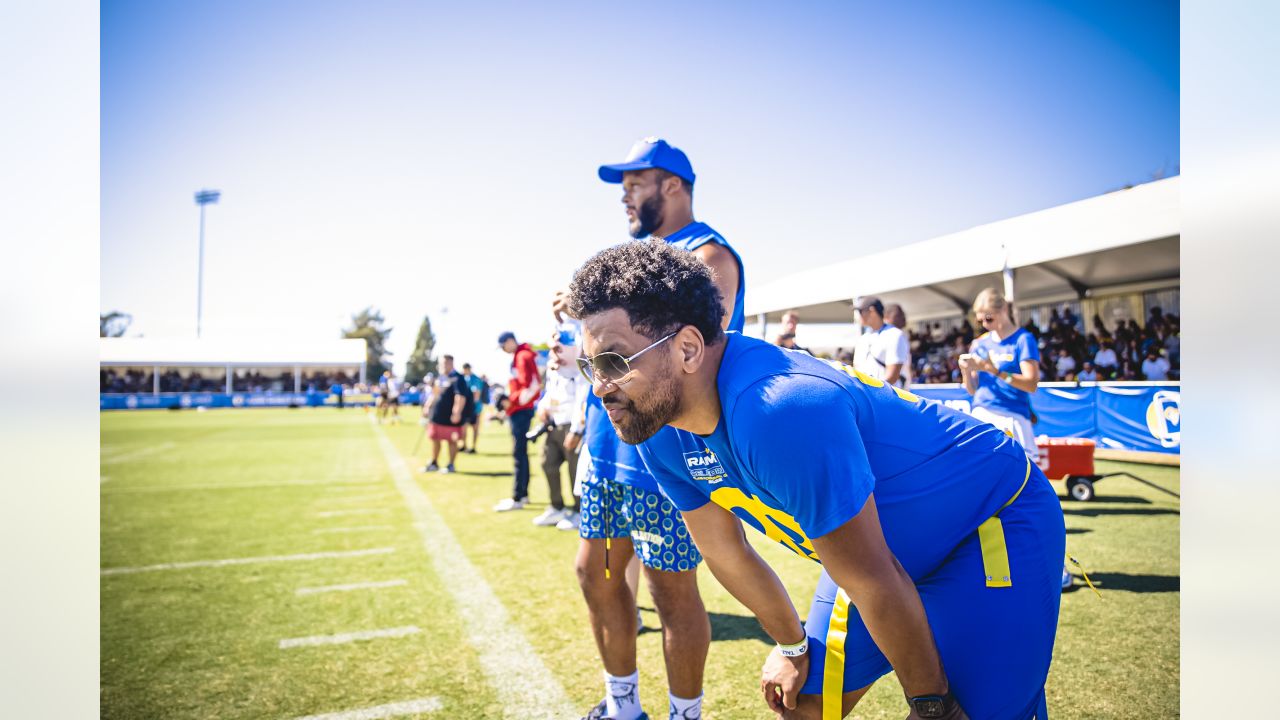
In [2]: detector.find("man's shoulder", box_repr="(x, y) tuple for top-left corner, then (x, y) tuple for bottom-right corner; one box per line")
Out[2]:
(721, 338), (845, 415)
(880, 325), (906, 342)
(666, 221), (728, 249)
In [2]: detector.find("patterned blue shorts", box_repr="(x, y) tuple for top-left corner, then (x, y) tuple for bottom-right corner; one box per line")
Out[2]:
(578, 476), (702, 572)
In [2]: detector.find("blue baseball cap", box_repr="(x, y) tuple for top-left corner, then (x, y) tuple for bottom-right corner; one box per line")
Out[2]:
(497, 331), (516, 345)
(598, 137), (696, 185)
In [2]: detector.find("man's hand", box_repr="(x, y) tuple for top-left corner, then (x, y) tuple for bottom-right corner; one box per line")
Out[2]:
(451, 410), (462, 424)
(552, 287), (574, 322)
(761, 646), (809, 714)
(564, 432), (581, 453)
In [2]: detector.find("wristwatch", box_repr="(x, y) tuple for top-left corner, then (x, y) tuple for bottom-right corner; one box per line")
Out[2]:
(908, 691), (958, 719)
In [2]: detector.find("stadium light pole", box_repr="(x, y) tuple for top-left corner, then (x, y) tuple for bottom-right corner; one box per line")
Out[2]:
(194, 189), (222, 338)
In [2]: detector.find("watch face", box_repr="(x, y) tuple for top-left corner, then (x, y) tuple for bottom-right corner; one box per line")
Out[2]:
(913, 698), (945, 718)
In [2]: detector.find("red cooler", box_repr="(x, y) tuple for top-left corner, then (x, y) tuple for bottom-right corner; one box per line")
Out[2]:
(1035, 437), (1099, 501)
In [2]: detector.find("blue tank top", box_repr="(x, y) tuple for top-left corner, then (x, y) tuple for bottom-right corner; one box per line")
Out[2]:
(661, 222), (746, 333)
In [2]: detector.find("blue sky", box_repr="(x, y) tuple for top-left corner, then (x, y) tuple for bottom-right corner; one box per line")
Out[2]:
(101, 0), (1178, 378)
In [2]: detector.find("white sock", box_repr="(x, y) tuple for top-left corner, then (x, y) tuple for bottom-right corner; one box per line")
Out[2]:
(669, 692), (702, 719)
(604, 670), (642, 720)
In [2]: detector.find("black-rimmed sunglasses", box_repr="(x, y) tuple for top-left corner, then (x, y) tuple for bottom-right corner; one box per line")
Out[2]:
(576, 331), (677, 385)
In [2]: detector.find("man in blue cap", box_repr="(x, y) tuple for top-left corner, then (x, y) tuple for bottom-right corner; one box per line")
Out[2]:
(553, 138), (746, 720)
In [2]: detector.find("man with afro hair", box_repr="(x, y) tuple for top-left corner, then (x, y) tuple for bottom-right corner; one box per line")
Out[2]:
(570, 240), (1064, 720)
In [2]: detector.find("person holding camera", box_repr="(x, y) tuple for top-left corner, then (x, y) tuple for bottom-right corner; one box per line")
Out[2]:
(495, 331), (542, 511)
(530, 325), (590, 528)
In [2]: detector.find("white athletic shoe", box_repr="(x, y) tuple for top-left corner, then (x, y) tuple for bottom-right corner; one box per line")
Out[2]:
(533, 508), (567, 527)
(1061, 565), (1074, 590)
(494, 497), (528, 512)
(556, 511), (581, 531)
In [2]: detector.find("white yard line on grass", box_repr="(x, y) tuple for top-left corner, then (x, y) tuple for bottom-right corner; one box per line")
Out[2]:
(101, 441), (176, 465)
(293, 696), (442, 720)
(101, 547), (396, 576)
(296, 579), (408, 596)
(279, 625), (420, 649)
(316, 508), (387, 518)
(313, 525), (394, 534)
(371, 422), (573, 720)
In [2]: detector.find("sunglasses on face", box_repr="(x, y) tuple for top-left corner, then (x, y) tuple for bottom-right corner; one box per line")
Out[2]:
(577, 331), (677, 385)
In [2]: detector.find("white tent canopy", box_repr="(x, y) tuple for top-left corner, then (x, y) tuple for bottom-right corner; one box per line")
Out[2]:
(100, 337), (367, 368)
(100, 337), (369, 394)
(746, 176), (1179, 326)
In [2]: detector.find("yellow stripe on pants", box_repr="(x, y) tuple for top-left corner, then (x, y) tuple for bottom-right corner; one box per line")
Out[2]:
(822, 588), (852, 720)
(977, 457), (1032, 588)
(821, 457), (1032, 717)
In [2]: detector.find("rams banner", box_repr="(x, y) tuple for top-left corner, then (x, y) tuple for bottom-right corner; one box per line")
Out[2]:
(910, 382), (1181, 455)
(100, 383), (1179, 455)
(100, 390), (426, 410)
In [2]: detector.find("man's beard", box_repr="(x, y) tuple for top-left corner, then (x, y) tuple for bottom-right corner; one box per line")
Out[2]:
(605, 366), (681, 445)
(630, 192), (665, 239)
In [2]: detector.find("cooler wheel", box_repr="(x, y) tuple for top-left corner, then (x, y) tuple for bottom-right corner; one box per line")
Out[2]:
(1067, 476), (1095, 502)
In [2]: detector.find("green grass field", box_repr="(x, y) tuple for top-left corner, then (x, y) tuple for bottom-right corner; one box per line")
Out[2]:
(101, 408), (1179, 719)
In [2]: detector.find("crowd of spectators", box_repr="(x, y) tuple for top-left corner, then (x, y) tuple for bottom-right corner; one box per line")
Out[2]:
(1032, 306), (1180, 382)
(230, 370), (294, 393)
(891, 304), (1180, 385)
(303, 370), (356, 391)
(101, 368), (381, 395)
(162, 370), (224, 392)
(100, 368), (155, 394)
(906, 321), (977, 384)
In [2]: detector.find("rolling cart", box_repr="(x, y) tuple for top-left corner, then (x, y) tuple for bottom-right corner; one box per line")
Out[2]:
(1035, 437), (1147, 502)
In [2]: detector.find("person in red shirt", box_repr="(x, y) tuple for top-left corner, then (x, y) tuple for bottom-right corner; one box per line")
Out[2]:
(496, 331), (542, 511)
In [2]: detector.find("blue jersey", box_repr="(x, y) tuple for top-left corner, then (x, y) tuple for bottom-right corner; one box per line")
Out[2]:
(970, 328), (1039, 419)
(585, 224), (746, 490)
(638, 334), (1032, 577)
